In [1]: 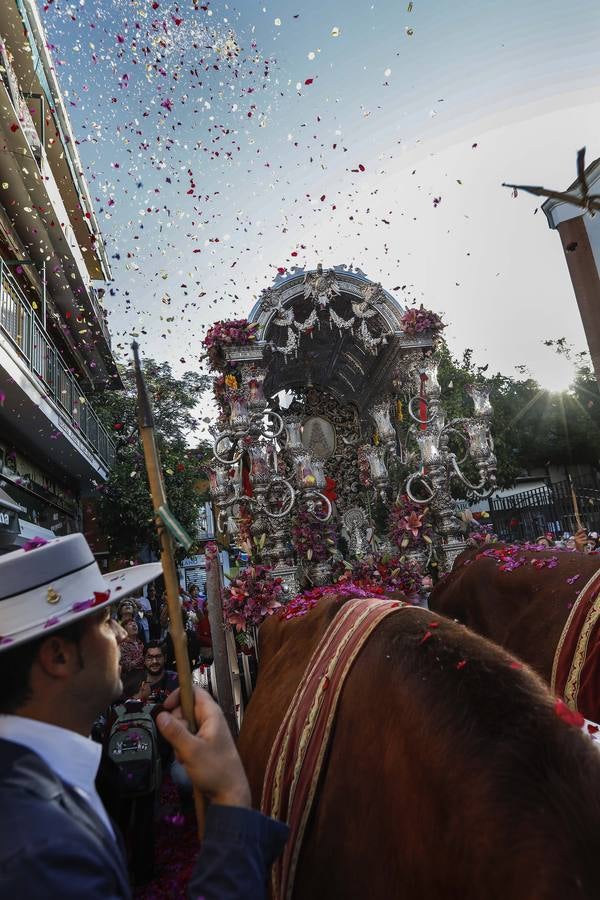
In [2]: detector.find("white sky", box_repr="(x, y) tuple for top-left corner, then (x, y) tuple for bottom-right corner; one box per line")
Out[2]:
(42, 0), (600, 396)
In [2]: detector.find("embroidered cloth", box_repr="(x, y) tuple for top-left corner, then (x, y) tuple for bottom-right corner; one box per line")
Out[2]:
(551, 566), (600, 721)
(261, 597), (407, 900)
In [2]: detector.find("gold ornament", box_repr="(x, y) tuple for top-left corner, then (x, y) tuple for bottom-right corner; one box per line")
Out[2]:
(46, 587), (61, 605)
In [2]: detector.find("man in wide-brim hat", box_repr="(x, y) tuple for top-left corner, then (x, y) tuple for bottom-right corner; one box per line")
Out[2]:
(0, 534), (287, 898)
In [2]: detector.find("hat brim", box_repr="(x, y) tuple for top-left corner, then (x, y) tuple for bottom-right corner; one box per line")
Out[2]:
(0, 561), (162, 651)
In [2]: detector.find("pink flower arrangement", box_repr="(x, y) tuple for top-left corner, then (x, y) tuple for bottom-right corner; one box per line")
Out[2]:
(389, 495), (433, 551)
(466, 523), (497, 547)
(278, 555), (431, 623)
(400, 305), (445, 337)
(203, 319), (258, 370)
(281, 582), (373, 621)
(336, 554), (426, 604)
(291, 504), (337, 562)
(222, 564), (284, 631)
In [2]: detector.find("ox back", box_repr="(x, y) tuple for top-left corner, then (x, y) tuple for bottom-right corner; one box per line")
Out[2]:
(429, 544), (600, 694)
(238, 593), (600, 900)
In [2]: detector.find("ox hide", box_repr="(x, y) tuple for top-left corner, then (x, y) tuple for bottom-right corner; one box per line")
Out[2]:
(429, 545), (600, 688)
(238, 593), (600, 900)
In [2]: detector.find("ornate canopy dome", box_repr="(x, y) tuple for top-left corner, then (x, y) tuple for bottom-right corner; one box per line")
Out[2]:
(248, 265), (431, 410)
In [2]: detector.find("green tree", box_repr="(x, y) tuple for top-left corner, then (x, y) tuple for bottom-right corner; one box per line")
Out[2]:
(93, 358), (212, 559)
(435, 341), (600, 489)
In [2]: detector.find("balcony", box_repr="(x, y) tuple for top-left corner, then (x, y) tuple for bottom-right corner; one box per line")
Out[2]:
(0, 34), (117, 382)
(0, 261), (115, 470)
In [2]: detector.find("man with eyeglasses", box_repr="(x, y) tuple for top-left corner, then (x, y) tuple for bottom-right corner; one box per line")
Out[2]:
(142, 640), (193, 809)
(143, 641), (178, 703)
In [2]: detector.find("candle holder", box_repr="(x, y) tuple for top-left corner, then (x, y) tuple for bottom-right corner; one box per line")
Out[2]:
(404, 379), (496, 570)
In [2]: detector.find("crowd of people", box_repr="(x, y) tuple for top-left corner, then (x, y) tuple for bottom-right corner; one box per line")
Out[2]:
(115, 582), (213, 674)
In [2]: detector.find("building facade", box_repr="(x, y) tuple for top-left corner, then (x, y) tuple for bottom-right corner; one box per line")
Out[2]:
(177, 501), (217, 592)
(0, 0), (118, 552)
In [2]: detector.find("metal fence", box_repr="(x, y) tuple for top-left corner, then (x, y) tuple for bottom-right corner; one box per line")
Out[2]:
(489, 477), (600, 542)
(0, 261), (115, 468)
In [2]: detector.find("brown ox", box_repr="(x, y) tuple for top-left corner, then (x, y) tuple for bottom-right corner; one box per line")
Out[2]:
(429, 545), (600, 718)
(238, 593), (600, 900)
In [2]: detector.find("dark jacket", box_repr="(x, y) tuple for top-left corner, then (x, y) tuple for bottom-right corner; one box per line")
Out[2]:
(0, 738), (288, 899)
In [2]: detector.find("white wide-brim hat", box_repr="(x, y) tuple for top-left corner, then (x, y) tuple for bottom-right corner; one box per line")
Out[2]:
(0, 533), (162, 652)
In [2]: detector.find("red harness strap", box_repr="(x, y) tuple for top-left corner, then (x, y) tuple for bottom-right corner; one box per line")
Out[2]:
(261, 597), (408, 900)
(551, 565), (600, 721)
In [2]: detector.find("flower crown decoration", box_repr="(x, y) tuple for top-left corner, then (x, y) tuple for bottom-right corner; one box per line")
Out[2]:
(400, 305), (445, 338)
(203, 319), (259, 371)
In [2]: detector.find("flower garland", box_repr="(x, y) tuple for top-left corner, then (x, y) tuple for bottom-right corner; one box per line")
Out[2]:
(400, 305), (445, 337)
(203, 319), (258, 370)
(389, 494), (433, 551)
(222, 564), (284, 631)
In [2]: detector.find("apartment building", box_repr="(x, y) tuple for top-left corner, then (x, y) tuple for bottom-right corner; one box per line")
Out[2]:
(0, 0), (118, 552)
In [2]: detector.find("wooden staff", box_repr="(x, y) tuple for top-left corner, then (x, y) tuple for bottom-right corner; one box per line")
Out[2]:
(131, 342), (205, 838)
(568, 473), (583, 532)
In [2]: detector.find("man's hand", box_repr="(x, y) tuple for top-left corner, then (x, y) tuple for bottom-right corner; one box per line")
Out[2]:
(156, 686), (251, 808)
(574, 528), (588, 553)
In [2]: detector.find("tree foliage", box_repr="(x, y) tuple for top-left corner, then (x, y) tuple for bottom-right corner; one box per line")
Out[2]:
(93, 358), (212, 560)
(436, 341), (600, 489)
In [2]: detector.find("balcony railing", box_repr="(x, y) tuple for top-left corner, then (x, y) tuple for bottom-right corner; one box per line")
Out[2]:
(0, 261), (115, 469)
(1, 34), (111, 347)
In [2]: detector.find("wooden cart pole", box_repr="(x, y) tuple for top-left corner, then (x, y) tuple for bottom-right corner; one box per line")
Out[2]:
(131, 342), (205, 838)
(205, 542), (239, 738)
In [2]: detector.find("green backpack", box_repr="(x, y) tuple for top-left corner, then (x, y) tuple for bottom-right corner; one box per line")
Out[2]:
(107, 702), (161, 797)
